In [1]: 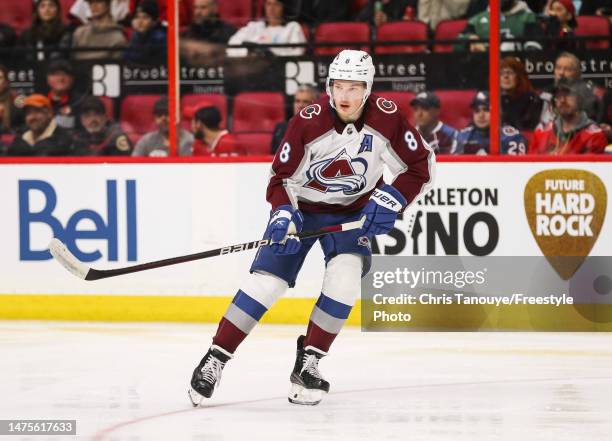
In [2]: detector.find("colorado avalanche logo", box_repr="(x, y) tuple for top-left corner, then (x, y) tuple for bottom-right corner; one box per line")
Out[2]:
(300, 104), (322, 119)
(376, 97), (397, 114)
(305, 149), (368, 195)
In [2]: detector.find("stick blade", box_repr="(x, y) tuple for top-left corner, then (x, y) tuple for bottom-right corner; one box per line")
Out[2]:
(48, 238), (90, 280)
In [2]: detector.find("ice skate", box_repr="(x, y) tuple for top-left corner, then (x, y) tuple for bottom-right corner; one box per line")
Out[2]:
(288, 335), (330, 405)
(188, 345), (232, 406)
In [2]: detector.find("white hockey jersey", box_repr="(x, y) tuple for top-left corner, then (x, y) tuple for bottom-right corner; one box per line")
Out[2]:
(267, 94), (435, 213)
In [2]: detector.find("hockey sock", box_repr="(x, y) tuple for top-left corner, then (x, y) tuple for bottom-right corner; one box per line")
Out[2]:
(212, 272), (287, 354)
(303, 293), (352, 353)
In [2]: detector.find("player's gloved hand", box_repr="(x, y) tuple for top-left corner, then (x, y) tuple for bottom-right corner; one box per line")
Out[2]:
(360, 185), (407, 236)
(268, 205), (304, 255)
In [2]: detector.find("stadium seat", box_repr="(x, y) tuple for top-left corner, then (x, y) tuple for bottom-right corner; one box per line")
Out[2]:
(436, 89), (476, 129)
(59, 0), (75, 22)
(120, 94), (162, 138)
(232, 92), (285, 133)
(217, 133), (273, 156)
(375, 21), (428, 54)
(98, 96), (114, 118)
(376, 91), (417, 124)
(217, 0), (253, 28)
(575, 16), (610, 49)
(181, 93), (228, 130)
(0, 2), (33, 33)
(433, 19), (467, 52)
(314, 22), (370, 56)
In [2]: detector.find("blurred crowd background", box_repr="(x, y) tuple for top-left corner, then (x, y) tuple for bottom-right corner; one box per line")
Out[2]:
(0, 0), (610, 157)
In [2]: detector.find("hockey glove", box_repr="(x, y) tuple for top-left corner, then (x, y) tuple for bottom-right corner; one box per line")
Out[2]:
(268, 205), (304, 255)
(360, 185), (407, 236)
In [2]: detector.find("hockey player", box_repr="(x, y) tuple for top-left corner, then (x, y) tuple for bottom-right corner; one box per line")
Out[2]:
(189, 49), (435, 406)
(454, 91), (527, 155)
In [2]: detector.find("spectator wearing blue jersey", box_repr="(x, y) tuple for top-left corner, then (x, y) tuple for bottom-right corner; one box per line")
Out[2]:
(410, 91), (457, 154)
(454, 91), (527, 155)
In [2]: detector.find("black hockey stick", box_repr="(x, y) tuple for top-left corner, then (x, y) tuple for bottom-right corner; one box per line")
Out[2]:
(48, 216), (366, 281)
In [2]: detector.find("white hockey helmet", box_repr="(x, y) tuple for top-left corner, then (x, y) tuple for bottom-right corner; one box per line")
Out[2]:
(326, 49), (375, 110)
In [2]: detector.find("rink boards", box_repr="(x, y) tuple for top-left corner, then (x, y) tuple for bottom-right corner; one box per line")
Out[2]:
(0, 159), (611, 329)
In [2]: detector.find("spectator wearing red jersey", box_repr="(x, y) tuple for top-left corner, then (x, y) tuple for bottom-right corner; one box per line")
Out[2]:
(191, 105), (230, 156)
(531, 79), (607, 154)
(500, 56), (542, 130)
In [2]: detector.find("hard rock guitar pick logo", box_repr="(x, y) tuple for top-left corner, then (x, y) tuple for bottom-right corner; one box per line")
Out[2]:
(524, 169), (607, 280)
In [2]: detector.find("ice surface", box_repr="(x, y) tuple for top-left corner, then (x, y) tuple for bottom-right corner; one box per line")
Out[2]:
(1, 322), (611, 441)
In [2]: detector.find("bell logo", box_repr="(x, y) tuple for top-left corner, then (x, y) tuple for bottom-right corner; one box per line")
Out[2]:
(524, 169), (607, 279)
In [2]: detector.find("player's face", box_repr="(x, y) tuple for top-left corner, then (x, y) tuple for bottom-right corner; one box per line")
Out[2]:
(412, 106), (439, 128)
(554, 56), (579, 82)
(25, 107), (52, 135)
(81, 110), (107, 134)
(193, 0), (217, 24)
(472, 105), (490, 129)
(132, 11), (154, 34)
(332, 80), (366, 123)
(47, 71), (74, 95)
(38, 0), (59, 23)
(500, 68), (517, 92)
(554, 90), (579, 117)
(293, 90), (315, 115)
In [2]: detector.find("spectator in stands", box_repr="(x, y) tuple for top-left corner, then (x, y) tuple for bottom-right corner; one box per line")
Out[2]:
(417, 0), (471, 30)
(532, 79), (607, 154)
(8, 94), (73, 156)
(539, 52), (600, 126)
(410, 91), (457, 154)
(73, 96), (132, 155)
(191, 105), (229, 156)
(600, 89), (612, 149)
(358, 0), (417, 27)
(294, 0), (351, 25)
(132, 97), (194, 156)
(227, 0), (306, 57)
(18, 0), (72, 61)
(70, 0), (131, 25)
(271, 84), (319, 153)
(454, 0), (542, 52)
(44, 59), (83, 132)
(454, 91), (527, 155)
(539, 0), (578, 51)
(124, 0), (167, 64)
(182, 0), (235, 44)
(0, 65), (22, 135)
(72, 0), (127, 60)
(500, 56), (542, 130)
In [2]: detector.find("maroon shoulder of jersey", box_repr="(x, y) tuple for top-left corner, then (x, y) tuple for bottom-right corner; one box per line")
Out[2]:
(267, 97), (335, 210)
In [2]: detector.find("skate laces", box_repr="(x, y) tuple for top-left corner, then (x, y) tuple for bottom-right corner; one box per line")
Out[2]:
(200, 355), (226, 387)
(301, 353), (323, 379)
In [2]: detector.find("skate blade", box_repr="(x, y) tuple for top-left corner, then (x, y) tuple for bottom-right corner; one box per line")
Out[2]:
(188, 387), (204, 407)
(287, 383), (325, 406)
